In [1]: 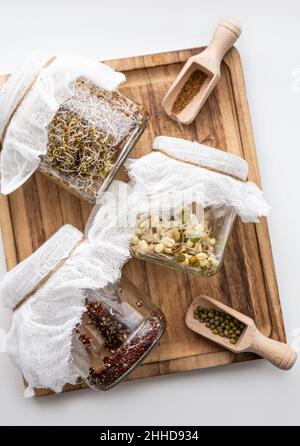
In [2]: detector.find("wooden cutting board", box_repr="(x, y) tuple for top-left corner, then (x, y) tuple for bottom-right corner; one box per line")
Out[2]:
(0, 47), (286, 396)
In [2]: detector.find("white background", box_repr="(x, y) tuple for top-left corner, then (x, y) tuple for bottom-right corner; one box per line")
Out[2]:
(0, 0), (300, 426)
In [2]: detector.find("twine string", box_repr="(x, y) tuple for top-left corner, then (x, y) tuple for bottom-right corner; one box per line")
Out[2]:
(12, 236), (84, 312)
(0, 56), (56, 150)
(152, 147), (247, 182)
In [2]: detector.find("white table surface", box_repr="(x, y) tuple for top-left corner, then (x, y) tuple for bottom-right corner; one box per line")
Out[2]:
(1, 0), (300, 427)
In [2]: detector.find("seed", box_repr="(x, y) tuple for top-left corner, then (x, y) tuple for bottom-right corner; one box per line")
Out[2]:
(154, 243), (165, 254)
(141, 234), (153, 243)
(196, 252), (207, 261)
(172, 69), (208, 115)
(210, 258), (220, 268)
(172, 229), (181, 242)
(130, 234), (139, 245)
(136, 240), (148, 254)
(199, 259), (209, 268)
(133, 210), (219, 276)
(161, 237), (175, 248)
(189, 256), (198, 266)
(176, 254), (186, 263)
(172, 245), (181, 254)
(86, 310), (164, 390)
(193, 305), (245, 346)
(186, 239), (194, 248)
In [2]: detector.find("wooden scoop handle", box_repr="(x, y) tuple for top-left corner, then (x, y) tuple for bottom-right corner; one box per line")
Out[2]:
(206, 19), (242, 63)
(250, 331), (297, 371)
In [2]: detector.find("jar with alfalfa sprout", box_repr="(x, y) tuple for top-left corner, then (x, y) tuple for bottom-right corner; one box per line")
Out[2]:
(126, 136), (271, 277)
(0, 53), (148, 203)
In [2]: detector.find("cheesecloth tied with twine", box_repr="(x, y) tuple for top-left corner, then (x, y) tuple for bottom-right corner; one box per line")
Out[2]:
(0, 53), (125, 194)
(0, 182), (135, 396)
(125, 136), (270, 223)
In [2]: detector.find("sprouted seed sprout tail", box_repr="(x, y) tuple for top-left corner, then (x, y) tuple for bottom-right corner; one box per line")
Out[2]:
(87, 309), (164, 390)
(131, 207), (221, 276)
(75, 291), (166, 391)
(0, 54), (148, 200)
(41, 78), (146, 202)
(172, 70), (207, 115)
(194, 305), (245, 345)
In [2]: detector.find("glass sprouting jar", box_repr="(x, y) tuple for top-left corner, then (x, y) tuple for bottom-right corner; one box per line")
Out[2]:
(127, 135), (270, 277)
(0, 54), (148, 203)
(39, 78), (148, 203)
(130, 205), (236, 277)
(73, 277), (166, 391)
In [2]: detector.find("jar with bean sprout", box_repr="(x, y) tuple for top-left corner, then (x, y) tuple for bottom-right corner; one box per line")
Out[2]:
(126, 136), (271, 277)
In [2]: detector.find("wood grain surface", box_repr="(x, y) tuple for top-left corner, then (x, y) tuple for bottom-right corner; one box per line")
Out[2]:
(0, 47), (286, 396)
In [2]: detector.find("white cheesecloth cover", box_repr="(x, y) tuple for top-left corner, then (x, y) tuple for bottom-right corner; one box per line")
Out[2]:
(126, 136), (270, 223)
(0, 53), (125, 194)
(0, 181), (135, 396)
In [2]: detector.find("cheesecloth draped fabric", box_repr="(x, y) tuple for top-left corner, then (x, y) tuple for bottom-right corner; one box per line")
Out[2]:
(0, 53), (125, 194)
(125, 136), (270, 223)
(0, 182), (134, 396)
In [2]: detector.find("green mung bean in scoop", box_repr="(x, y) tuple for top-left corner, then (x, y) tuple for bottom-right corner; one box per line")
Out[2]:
(194, 305), (245, 344)
(186, 295), (297, 370)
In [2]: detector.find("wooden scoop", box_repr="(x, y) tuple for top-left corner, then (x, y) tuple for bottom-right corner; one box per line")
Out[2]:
(186, 295), (297, 371)
(162, 19), (242, 125)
